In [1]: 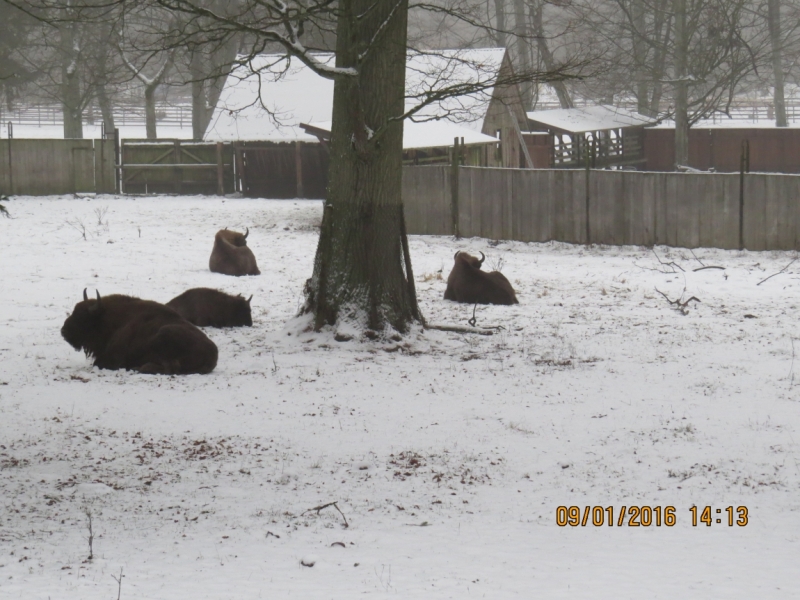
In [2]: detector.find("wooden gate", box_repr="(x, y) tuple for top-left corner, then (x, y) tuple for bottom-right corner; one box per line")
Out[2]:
(236, 141), (329, 199)
(120, 140), (234, 195)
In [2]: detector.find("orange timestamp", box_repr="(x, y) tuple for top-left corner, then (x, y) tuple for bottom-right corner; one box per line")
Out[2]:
(555, 505), (749, 527)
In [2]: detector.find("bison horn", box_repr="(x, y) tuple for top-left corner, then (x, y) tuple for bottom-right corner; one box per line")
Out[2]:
(246, 295), (253, 304)
(478, 251), (485, 266)
(454, 250), (461, 261)
(243, 227), (249, 240)
(83, 288), (88, 301)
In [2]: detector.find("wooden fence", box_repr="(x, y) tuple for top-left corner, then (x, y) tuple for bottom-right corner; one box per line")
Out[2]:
(0, 139), (115, 196)
(401, 165), (800, 251)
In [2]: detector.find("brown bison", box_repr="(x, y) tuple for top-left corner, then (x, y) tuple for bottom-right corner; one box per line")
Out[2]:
(61, 290), (218, 375)
(167, 288), (253, 328)
(444, 251), (519, 305)
(209, 228), (260, 276)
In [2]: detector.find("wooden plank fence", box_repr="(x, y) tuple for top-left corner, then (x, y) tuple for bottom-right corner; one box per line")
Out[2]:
(0, 139), (115, 196)
(401, 166), (800, 251)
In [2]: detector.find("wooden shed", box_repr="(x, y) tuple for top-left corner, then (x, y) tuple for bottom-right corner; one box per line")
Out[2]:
(525, 105), (656, 169)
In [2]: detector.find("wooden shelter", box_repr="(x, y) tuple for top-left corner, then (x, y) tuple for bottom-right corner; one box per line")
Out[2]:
(525, 105), (656, 169)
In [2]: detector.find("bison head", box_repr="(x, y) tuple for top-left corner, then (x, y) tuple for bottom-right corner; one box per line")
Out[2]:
(455, 250), (485, 269)
(237, 294), (254, 326)
(61, 289), (103, 352)
(217, 227), (249, 247)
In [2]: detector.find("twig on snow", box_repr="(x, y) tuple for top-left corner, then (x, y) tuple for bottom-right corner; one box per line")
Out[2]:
(651, 248), (685, 272)
(302, 501), (349, 528)
(111, 568), (124, 600)
(756, 257), (798, 286)
(655, 288), (701, 315)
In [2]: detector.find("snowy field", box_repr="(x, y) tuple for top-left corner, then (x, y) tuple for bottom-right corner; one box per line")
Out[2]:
(1, 195), (799, 599)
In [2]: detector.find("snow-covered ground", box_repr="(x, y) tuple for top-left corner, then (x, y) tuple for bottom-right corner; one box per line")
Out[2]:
(1, 196), (799, 599)
(0, 123), (192, 140)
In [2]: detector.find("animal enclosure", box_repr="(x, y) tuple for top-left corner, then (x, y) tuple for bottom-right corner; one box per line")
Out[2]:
(401, 166), (800, 251)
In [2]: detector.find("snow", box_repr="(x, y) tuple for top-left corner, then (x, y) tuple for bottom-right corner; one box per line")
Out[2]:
(306, 119), (498, 149)
(1, 195), (800, 598)
(205, 49), (506, 142)
(0, 123), (193, 140)
(527, 105), (657, 133)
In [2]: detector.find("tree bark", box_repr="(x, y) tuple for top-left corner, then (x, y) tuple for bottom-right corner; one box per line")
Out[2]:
(302, 0), (422, 335)
(768, 0), (788, 127)
(494, 0), (506, 48)
(513, 0), (532, 109)
(60, 22), (83, 139)
(673, 0), (689, 168)
(631, 0), (650, 115)
(190, 49), (207, 141)
(532, 0), (572, 108)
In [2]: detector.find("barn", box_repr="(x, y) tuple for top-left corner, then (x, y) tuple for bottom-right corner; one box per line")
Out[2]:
(204, 49), (528, 198)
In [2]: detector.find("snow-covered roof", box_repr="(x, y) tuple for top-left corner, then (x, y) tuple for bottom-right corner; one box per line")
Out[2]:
(303, 120), (498, 150)
(205, 49), (508, 142)
(526, 105), (657, 134)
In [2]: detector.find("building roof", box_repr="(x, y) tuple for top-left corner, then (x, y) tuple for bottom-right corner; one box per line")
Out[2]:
(526, 105), (657, 134)
(301, 120), (498, 150)
(205, 49), (508, 143)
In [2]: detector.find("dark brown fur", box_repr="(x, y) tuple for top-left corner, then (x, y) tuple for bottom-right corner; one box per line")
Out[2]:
(209, 228), (260, 276)
(167, 288), (253, 328)
(444, 251), (519, 305)
(61, 290), (218, 375)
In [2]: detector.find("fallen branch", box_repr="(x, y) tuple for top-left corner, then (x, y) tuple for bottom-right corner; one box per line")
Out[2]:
(425, 324), (495, 336)
(756, 257), (798, 286)
(302, 501), (349, 528)
(693, 266), (725, 272)
(655, 288), (701, 315)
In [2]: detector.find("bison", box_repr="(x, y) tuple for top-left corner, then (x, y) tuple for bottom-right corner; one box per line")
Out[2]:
(209, 228), (260, 276)
(167, 288), (253, 328)
(444, 251), (519, 305)
(61, 289), (218, 375)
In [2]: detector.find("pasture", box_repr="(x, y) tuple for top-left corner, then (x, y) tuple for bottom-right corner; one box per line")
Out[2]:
(1, 195), (799, 598)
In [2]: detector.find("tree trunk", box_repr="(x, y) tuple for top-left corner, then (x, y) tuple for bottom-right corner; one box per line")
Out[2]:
(532, 0), (572, 108)
(494, 0), (506, 48)
(673, 0), (689, 168)
(648, 0), (672, 116)
(631, 0), (650, 115)
(96, 83), (115, 134)
(145, 85), (157, 139)
(768, 0), (788, 127)
(513, 0), (532, 109)
(60, 22), (83, 139)
(302, 0), (421, 336)
(190, 50), (207, 141)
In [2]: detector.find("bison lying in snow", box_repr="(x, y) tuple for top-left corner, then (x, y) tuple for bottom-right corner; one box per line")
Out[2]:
(167, 288), (253, 328)
(209, 228), (260, 276)
(61, 290), (218, 375)
(444, 251), (519, 305)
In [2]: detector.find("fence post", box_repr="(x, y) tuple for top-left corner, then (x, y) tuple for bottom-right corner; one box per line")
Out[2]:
(6, 122), (12, 195)
(216, 142), (225, 196)
(295, 140), (304, 198)
(173, 140), (182, 195)
(114, 128), (120, 194)
(739, 139), (750, 250)
(451, 136), (460, 238)
(585, 140), (591, 244)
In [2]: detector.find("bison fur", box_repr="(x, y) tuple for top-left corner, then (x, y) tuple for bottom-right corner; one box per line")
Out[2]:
(167, 288), (253, 328)
(444, 251), (519, 305)
(209, 228), (260, 276)
(61, 290), (218, 375)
